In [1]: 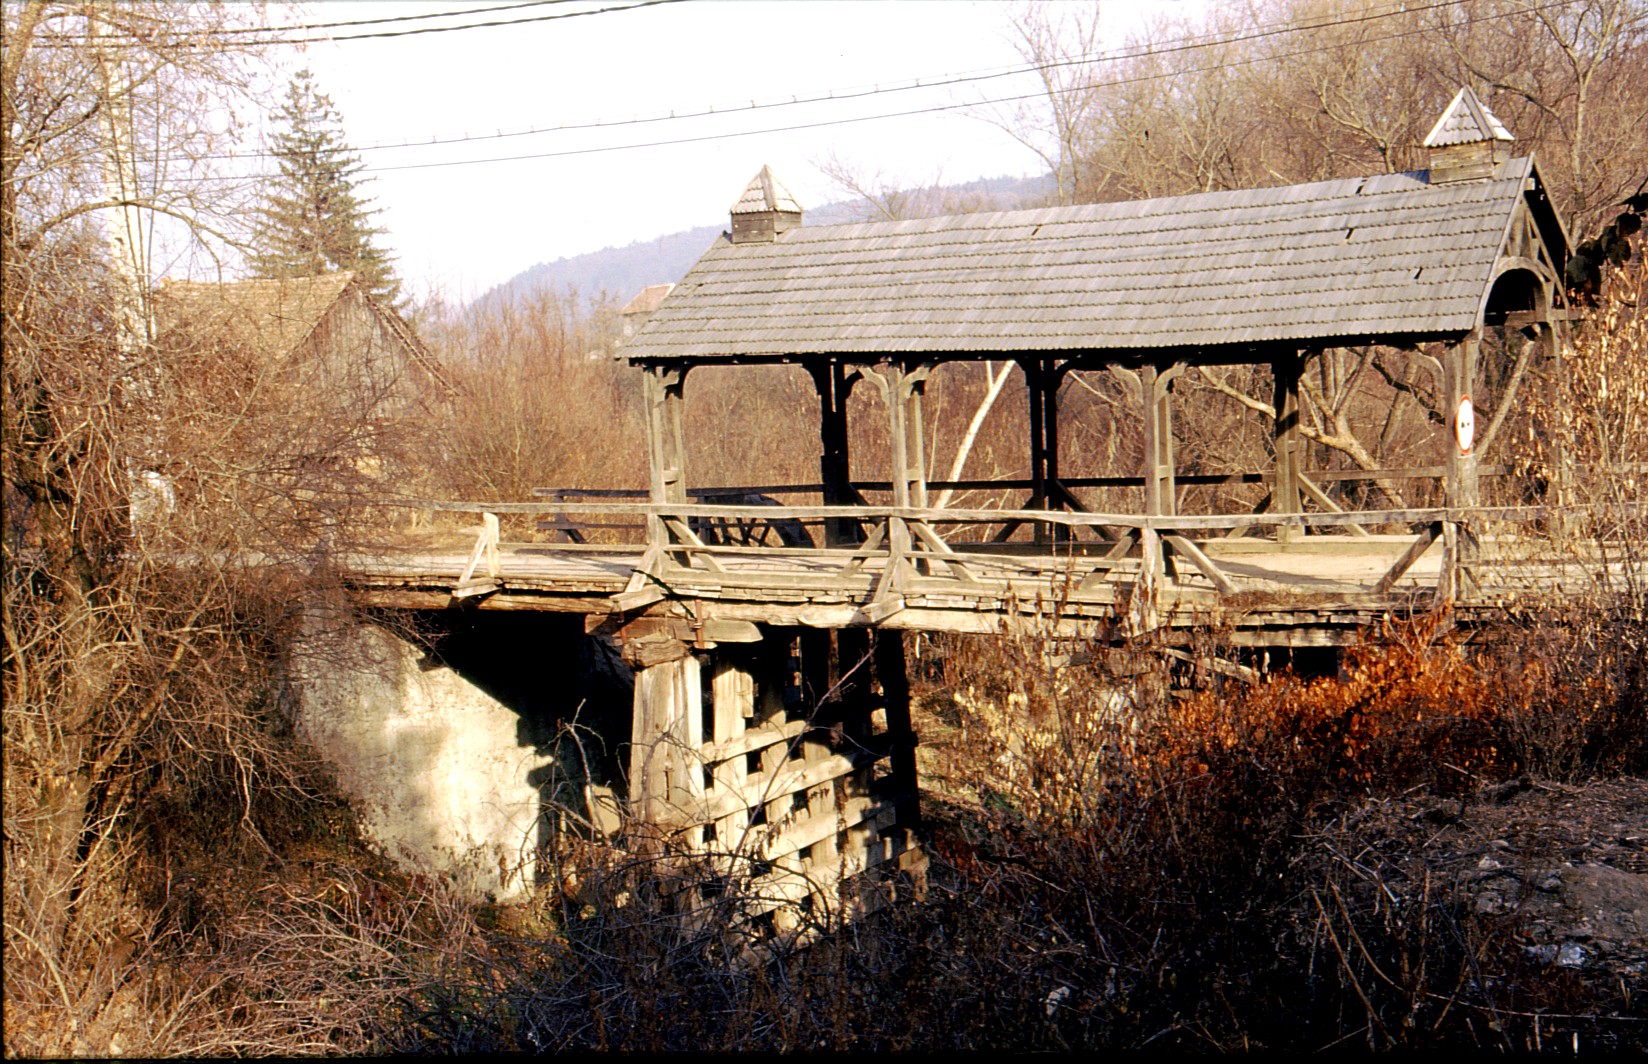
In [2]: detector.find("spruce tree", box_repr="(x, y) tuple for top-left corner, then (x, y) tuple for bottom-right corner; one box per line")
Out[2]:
(251, 69), (401, 305)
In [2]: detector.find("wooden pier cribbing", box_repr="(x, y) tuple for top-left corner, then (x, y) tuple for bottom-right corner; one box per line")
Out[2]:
(624, 625), (924, 929)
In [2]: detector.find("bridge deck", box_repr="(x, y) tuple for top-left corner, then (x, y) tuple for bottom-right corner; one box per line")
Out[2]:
(344, 502), (1625, 643)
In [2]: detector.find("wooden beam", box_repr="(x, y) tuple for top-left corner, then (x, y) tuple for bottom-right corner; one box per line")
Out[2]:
(1162, 534), (1238, 595)
(1297, 474), (1372, 537)
(1273, 349), (1303, 543)
(1375, 521), (1442, 594)
(810, 359), (865, 547)
(629, 654), (705, 828)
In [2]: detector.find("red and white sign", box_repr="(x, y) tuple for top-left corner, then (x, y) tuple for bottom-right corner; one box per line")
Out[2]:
(1454, 396), (1476, 455)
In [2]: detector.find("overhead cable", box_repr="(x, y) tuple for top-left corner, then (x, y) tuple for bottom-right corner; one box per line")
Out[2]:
(223, 0), (1503, 158)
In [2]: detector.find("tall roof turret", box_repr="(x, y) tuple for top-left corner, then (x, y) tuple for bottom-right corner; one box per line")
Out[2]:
(729, 165), (802, 244)
(1424, 87), (1515, 184)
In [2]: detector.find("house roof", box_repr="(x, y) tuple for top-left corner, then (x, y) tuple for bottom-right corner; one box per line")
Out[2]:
(624, 156), (1557, 364)
(1424, 86), (1514, 147)
(155, 271), (447, 387)
(621, 283), (677, 316)
(157, 272), (357, 358)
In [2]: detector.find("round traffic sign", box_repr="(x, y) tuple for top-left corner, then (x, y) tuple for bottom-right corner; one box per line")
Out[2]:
(1454, 396), (1475, 455)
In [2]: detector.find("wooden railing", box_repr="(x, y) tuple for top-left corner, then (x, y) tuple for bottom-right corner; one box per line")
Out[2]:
(384, 494), (1646, 630)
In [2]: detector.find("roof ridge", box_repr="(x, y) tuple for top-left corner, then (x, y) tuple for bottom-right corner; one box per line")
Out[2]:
(761, 167), (1515, 241)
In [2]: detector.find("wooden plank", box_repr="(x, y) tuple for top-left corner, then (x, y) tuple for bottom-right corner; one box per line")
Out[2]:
(707, 739), (888, 823)
(449, 577), (500, 600)
(702, 716), (808, 764)
(759, 797), (895, 864)
(857, 594), (907, 625)
(610, 585), (668, 612)
(1374, 522), (1443, 594)
(1162, 534), (1239, 595)
(710, 655), (753, 858)
(1297, 474), (1373, 538)
(533, 467), (1520, 499)
(389, 497), (1635, 536)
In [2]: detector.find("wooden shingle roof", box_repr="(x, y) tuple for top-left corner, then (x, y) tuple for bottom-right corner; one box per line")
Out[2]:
(157, 272), (357, 358)
(1424, 87), (1514, 148)
(625, 156), (1554, 363)
(155, 271), (446, 386)
(731, 165), (802, 216)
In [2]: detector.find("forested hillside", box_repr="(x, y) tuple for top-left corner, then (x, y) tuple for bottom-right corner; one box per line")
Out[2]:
(478, 174), (1056, 307)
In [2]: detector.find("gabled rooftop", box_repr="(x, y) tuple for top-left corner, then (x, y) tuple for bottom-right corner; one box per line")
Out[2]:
(625, 155), (1565, 364)
(155, 271), (447, 388)
(157, 272), (358, 359)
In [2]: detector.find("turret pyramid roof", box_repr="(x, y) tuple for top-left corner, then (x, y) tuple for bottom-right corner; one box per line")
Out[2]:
(730, 165), (802, 215)
(1423, 86), (1514, 148)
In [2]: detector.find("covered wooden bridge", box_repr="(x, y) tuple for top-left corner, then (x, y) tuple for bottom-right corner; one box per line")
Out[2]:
(346, 89), (1602, 924)
(572, 88), (1570, 629)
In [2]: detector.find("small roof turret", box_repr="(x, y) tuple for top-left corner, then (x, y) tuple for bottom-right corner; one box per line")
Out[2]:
(1424, 86), (1514, 147)
(1424, 87), (1515, 184)
(729, 165), (802, 244)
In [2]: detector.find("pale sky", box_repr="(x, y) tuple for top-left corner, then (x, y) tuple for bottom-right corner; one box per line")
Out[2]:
(254, 0), (1207, 301)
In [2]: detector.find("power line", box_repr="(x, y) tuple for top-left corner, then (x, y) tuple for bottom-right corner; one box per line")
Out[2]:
(163, 0), (1577, 183)
(209, 1), (574, 35)
(42, 0), (690, 45)
(233, 0), (689, 44)
(226, 0), (1488, 159)
(305, 0), (1574, 174)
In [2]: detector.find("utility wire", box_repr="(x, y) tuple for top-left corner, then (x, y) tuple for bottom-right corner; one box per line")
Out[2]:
(41, 0), (689, 45)
(229, 0), (688, 44)
(210, 1), (577, 35)
(144, 0), (1575, 184)
(281, 0), (1573, 175)
(219, 0), (1501, 159)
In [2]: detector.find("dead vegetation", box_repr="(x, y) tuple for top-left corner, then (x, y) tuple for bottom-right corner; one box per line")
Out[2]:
(6, 0), (1647, 1055)
(310, 600), (1642, 1054)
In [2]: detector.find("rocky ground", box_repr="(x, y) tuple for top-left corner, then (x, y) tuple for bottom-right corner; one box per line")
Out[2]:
(1340, 777), (1647, 981)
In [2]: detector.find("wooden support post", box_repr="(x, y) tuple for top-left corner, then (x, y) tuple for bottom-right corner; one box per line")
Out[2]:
(643, 365), (689, 556)
(1129, 525), (1161, 636)
(1026, 358), (1049, 544)
(1024, 358), (1073, 546)
(799, 628), (833, 720)
(873, 630), (920, 831)
(1139, 365), (1161, 517)
(1157, 364), (1181, 518)
(1273, 349), (1304, 543)
(756, 634), (797, 830)
(870, 362), (933, 512)
(1443, 333), (1480, 594)
(810, 360), (862, 547)
(863, 364), (930, 608)
(835, 626), (879, 903)
(1140, 363), (1183, 519)
(710, 650), (755, 861)
(1138, 362), (1182, 584)
(1443, 334), (1480, 509)
(628, 653), (705, 837)
(905, 373), (930, 510)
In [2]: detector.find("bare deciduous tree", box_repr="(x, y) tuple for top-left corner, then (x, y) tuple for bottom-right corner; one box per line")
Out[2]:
(1, 4), (454, 1054)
